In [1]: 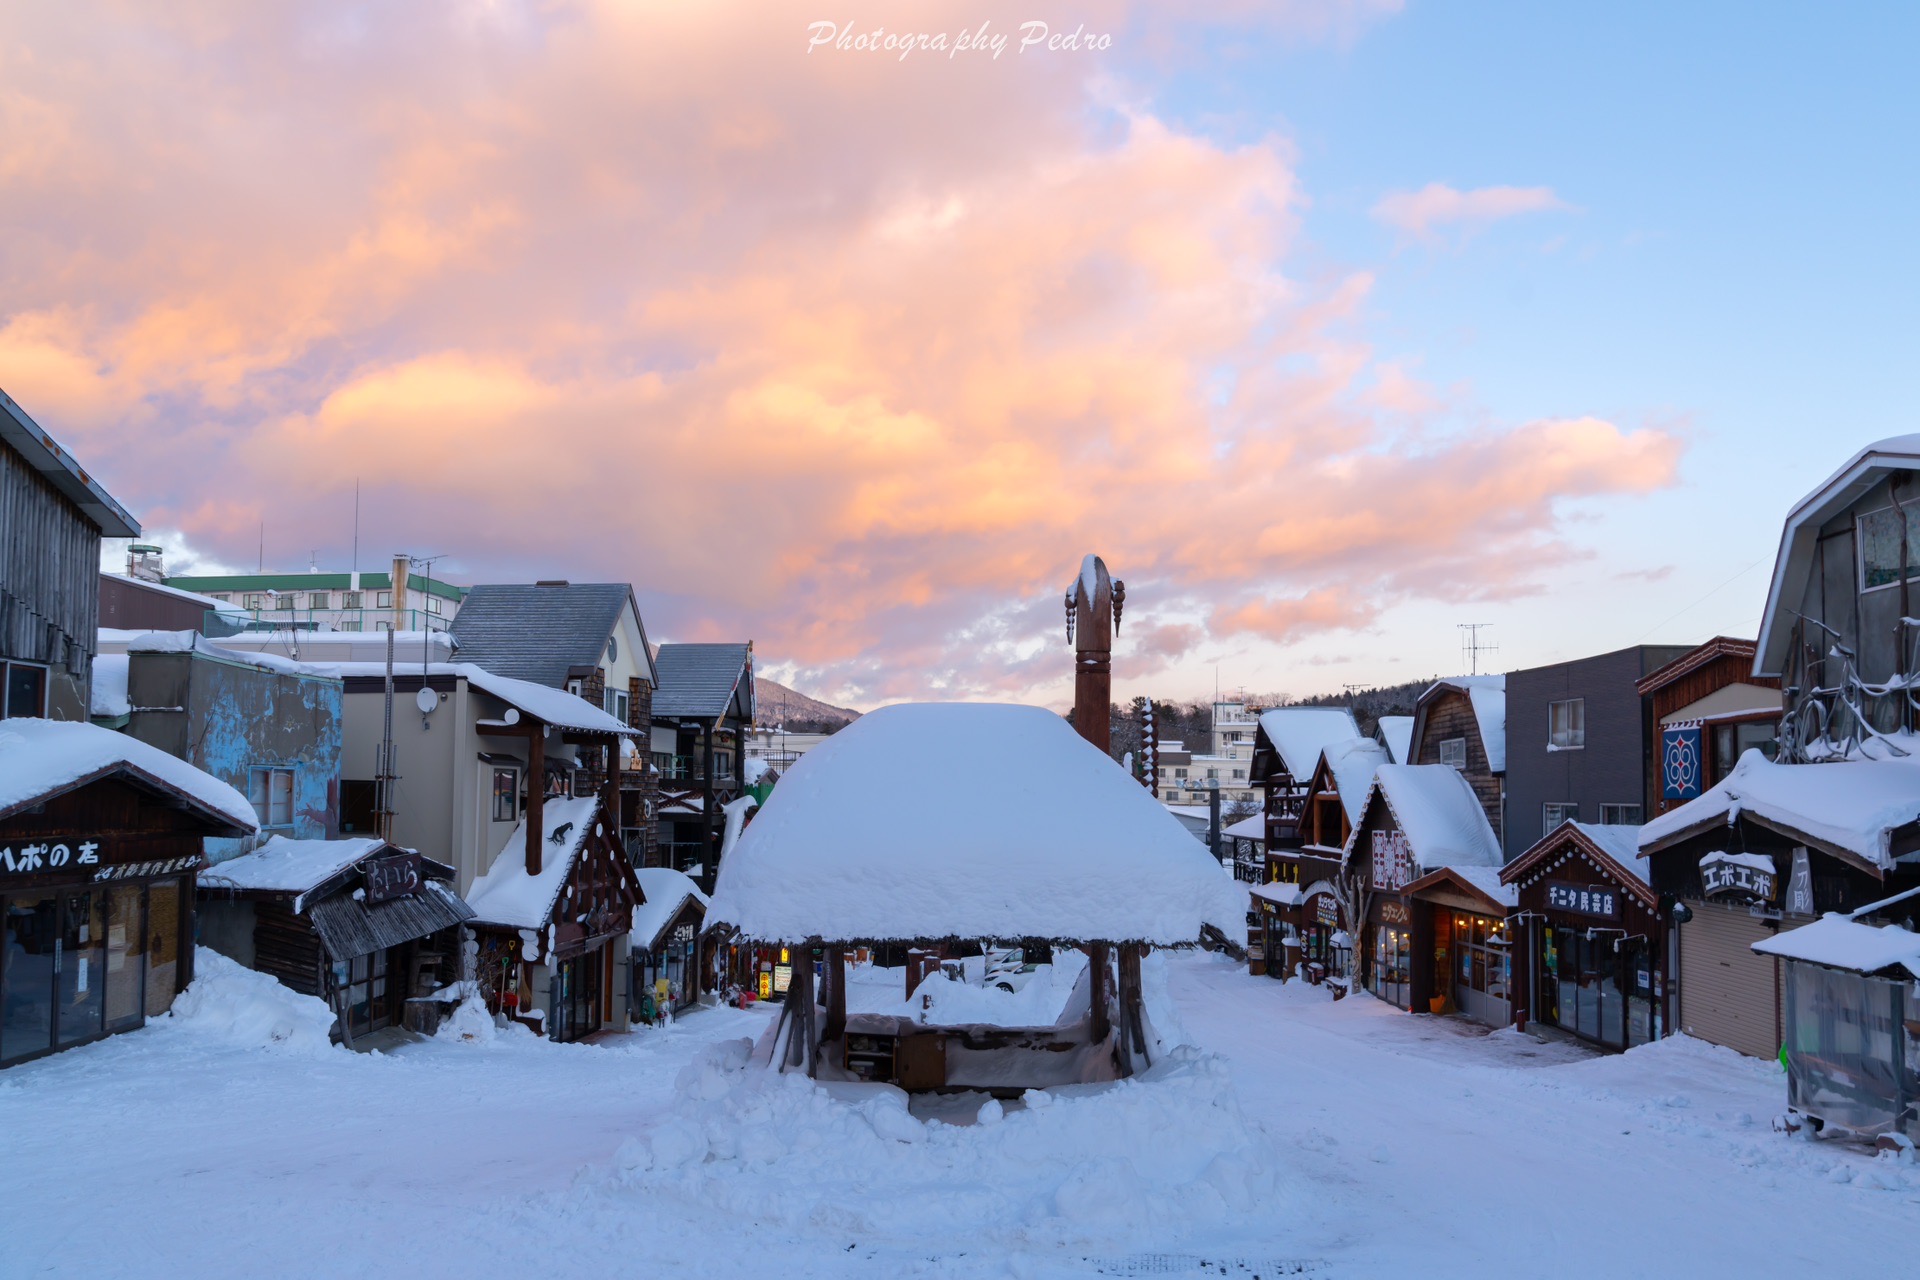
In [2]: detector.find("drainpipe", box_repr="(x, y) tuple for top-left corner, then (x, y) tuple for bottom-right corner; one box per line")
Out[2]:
(391, 554), (410, 633)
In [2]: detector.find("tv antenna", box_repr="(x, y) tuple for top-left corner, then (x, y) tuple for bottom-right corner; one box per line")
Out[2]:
(1458, 623), (1498, 675)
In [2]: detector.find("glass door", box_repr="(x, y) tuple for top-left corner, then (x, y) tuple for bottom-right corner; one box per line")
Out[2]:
(2, 893), (58, 1065)
(57, 889), (106, 1047)
(104, 884), (146, 1032)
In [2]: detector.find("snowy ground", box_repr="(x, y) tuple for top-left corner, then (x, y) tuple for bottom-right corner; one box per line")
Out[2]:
(3, 950), (1917, 1279)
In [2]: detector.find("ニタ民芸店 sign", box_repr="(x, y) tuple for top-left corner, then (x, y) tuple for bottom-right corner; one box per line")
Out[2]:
(1546, 882), (1620, 919)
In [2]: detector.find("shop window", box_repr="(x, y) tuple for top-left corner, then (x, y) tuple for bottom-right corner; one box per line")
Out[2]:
(248, 766), (296, 828)
(1858, 503), (1920, 590)
(1598, 803), (1642, 825)
(1543, 801), (1579, 834)
(1548, 699), (1586, 750)
(1, 661), (49, 719)
(1713, 721), (1778, 783)
(1438, 737), (1467, 770)
(492, 767), (520, 821)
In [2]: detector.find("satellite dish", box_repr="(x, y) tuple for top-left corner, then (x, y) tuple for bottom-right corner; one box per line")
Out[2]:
(415, 687), (440, 715)
(502, 707), (521, 726)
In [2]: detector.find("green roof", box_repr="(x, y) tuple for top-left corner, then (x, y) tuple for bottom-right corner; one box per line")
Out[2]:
(166, 572), (468, 602)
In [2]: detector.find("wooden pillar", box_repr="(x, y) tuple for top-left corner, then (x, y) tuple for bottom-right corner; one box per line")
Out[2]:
(1117, 944), (1146, 1071)
(796, 943), (819, 1077)
(1088, 942), (1112, 1044)
(525, 725), (545, 877)
(825, 945), (848, 1043)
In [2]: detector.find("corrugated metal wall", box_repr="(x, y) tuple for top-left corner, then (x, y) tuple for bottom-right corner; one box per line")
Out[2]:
(1, 438), (101, 709)
(1679, 902), (1782, 1059)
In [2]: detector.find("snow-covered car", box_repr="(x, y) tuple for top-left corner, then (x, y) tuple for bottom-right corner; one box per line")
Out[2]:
(983, 947), (1038, 993)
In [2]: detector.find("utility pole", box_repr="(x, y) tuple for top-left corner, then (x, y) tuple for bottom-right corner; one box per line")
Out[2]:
(1458, 623), (1498, 676)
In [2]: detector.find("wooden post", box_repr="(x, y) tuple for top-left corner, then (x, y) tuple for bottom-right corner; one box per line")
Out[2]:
(1088, 942), (1112, 1045)
(1065, 555), (1121, 755)
(525, 725), (545, 877)
(797, 944), (819, 1077)
(825, 945), (848, 1044)
(1118, 944), (1147, 1071)
(602, 735), (620, 847)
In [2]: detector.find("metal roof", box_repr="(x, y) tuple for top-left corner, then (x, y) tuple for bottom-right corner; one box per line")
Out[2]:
(653, 642), (753, 722)
(448, 582), (654, 689)
(0, 385), (140, 537)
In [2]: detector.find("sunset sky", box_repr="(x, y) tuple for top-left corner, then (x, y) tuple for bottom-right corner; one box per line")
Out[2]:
(6, 2), (1915, 709)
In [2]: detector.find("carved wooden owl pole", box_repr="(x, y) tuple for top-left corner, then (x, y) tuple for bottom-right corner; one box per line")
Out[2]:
(1064, 554), (1124, 753)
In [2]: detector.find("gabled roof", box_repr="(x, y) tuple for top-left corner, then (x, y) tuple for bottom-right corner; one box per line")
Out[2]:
(1635, 637), (1763, 697)
(1756, 435), (1920, 678)
(332, 661), (636, 735)
(1345, 764), (1502, 871)
(466, 796), (602, 930)
(1638, 751), (1920, 875)
(1405, 865), (1515, 913)
(449, 582), (655, 689)
(631, 867), (708, 953)
(1501, 821), (1655, 909)
(0, 386), (139, 537)
(1315, 737), (1392, 826)
(653, 643), (755, 722)
(1251, 706), (1361, 784)
(0, 718), (256, 832)
(1413, 676), (1506, 774)
(1376, 716), (1415, 765)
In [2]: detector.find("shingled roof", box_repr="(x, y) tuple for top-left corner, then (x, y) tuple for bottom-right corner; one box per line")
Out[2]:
(448, 582), (654, 689)
(653, 642), (754, 721)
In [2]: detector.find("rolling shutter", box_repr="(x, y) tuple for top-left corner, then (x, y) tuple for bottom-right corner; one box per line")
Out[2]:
(1678, 902), (1787, 1059)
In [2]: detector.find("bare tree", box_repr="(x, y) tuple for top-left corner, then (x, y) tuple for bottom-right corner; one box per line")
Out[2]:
(1330, 862), (1371, 985)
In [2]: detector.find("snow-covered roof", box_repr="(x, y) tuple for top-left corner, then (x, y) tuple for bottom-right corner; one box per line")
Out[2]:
(332, 661), (636, 736)
(1751, 912), (1920, 977)
(1376, 716), (1414, 765)
(465, 796), (601, 930)
(630, 867), (708, 951)
(706, 703), (1247, 946)
(1638, 751), (1920, 872)
(1419, 676), (1506, 773)
(91, 653), (130, 718)
(1569, 822), (1650, 883)
(1258, 706), (1362, 780)
(0, 718), (257, 832)
(1348, 764), (1502, 870)
(201, 837), (388, 910)
(1321, 736), (1391, 825)
(1223, 814), (1265, 842)
(1250, 881), (1302, 907)
(120, 630), (342, 679)
(1433, 865), (1517, 910)
(1756, 435), (1920, 678)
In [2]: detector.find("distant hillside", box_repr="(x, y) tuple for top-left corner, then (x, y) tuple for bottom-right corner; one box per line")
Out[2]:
(755, 677), (861, 732)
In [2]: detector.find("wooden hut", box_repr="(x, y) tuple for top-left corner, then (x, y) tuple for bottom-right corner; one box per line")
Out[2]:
(704, 703), (1246, 1091)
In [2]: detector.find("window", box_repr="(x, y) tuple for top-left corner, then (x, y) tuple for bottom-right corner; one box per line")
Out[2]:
(1599, 803), (1642, 825)
(1206, 768), (1219, 780)
(427, 596), (443, 615)
(374, 621), (391, 632)
(376, 591), (393, 608)
(245, 593), (266, 610)
(1, 661), (48, 719)
(1548, 698), (1586, 750)
(1232, 769), (1246, 780)
(492, 768), (520, 821)
(1713, 721), (1778, 783)
(307, 592), (331, 609)
(248, 767), (295, 828)
(1859, 504), (1920, 591)
(1438, 737), (1467, 770)
(606, 689), (630, 726)
(1543, 801), (1579, 834)
(209, 593), (230, 602)
(1174, 768), (1188, 779)
(341, 591), (363, 608)
(1163, 790), (1177, 801)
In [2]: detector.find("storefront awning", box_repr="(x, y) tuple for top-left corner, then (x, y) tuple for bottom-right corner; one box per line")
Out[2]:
(309, 882), (474, 963)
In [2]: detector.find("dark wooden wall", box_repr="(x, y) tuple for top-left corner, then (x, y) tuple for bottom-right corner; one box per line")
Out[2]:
(1, 438), (101, 718)
(252, 901), (326, 997)
(1415, 690), (1502, 839)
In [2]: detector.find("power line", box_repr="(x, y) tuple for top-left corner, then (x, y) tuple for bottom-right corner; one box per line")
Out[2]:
(1632, 558), (1766, 643)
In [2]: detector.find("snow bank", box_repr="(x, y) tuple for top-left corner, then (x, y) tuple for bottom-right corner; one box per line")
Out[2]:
(612, 1038), (1289, 1252)
(163, 949), (337, 1055)
(851, 952), (1090, 1028)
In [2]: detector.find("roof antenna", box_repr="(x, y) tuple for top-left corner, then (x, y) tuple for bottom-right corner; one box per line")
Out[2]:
(1458, 623), (1497, 676)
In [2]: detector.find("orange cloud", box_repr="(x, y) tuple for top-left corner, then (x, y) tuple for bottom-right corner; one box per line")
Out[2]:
(1371, 182), (1571, 241)
(2, 1), (1676, 706)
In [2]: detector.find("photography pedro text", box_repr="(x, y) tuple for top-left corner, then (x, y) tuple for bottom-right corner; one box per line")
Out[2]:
(807, 20), (1111, 60)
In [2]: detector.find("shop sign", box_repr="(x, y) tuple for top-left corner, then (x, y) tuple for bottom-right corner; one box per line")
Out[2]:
(757, 971), (772, 999)
(671, 923), (696, 945)
(1545, 881), (1620, 919)
(1785, 847), (1815, 916)
(773, 964), (793, 994)
(363, 851), (422, 904)
(1700, 851), (1776, 902)
(1378, 898), (1411, 927)
(89, 856), (201, 881)
(1316, 894), (1339, 926)
(1661, 726), (1703, 800)
(1371, 830), (1414, 892)
(1, 840), (102, 873)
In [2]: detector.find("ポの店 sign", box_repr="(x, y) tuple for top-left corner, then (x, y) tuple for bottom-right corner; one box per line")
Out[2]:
(0, 840), (102, 873)
(1545, 881), (1620, 919)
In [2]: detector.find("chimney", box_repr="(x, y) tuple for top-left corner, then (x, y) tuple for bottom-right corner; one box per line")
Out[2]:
(391, 554), (409, 632)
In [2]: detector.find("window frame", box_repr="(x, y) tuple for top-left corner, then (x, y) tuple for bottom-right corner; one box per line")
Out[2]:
(1548, 698), (1586, 750)
(491, 767), (521, 822)
(1438, 737), (1467, 770)
(1, 660), (50, 719)
(1543, 801), (1580, 834)
(248, 765), (297, 829)
(1598, 803), (1643, 825)
(1857, 503), (1920, 594)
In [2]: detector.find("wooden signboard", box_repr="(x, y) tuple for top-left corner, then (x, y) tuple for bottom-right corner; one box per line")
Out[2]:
(363, 851), (423, 904)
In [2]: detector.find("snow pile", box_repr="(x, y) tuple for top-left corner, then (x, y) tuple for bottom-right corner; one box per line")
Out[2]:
(163, 949), (337, 1055)
(437, 993), (503, 1044)
(709, 703), (1246, 946)
(0, 718), (257, 830)
(612, 1040), (1288, 1251)
(90, 653), (130, 717)
(851, 952), (1090, 1028)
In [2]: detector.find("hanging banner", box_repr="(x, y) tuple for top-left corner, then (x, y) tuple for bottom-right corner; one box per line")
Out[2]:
(1371, 830), (1414, 892)
(1786, 846), (1815, 916)
(1662, 726), (1703, 800)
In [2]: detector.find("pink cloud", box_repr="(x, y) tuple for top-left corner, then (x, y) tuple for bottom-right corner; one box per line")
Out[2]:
(0, 2), (1674, 707)
(1371, 182), (1570, 241)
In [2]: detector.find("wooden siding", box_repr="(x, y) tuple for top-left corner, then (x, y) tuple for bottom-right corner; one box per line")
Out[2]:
(1414, 690), (1502, 840)
(1644, 651), (1782, 819)
(1, 436), (101, 708)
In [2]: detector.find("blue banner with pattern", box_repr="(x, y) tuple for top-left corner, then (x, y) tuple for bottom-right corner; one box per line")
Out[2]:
(1662, 726), (1703, 800)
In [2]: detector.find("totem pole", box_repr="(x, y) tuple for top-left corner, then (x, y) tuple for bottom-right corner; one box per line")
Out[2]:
(1064, 554), (1124, 754)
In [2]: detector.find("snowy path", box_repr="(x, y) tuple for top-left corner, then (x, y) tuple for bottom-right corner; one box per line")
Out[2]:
(1, 953), (1916, 1278)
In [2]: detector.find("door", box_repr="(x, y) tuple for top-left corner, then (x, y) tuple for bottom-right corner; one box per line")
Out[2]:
(145, 880), (181, 1017)
(104, 884), (146, 1032)
(2, 893), (58, 1064)
(57, 890), (106, 1047)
